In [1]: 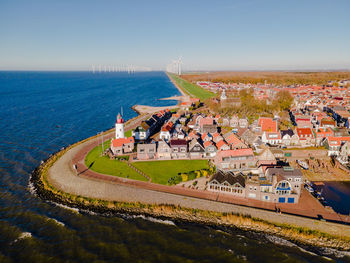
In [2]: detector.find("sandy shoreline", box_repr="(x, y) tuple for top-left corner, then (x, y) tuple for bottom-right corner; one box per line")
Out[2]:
(130, 74), (186, 115)
(158, 95), (184, 101)
(132, 104), (178, 115)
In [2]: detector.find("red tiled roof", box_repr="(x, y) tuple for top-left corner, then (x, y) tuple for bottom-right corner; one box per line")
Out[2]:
(258, 117), (277, 133)
(327, 136), (350, 146)
(216, 140), (228, 150)
(296, 128), (313, 139)
(111, 137), (135, 147)
(204, 140), (215, 148)
(225, 133), (244, 146)
(212, 132), (220, 138)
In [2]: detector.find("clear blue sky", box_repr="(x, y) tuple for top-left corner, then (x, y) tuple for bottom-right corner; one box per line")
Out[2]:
(0, 0), (349, 71)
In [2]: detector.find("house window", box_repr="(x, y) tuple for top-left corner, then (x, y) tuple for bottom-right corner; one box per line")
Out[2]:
(173, 148), (178, 152)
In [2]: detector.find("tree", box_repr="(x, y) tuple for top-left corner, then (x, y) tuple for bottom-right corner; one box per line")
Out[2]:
(274, 90), (293, 111)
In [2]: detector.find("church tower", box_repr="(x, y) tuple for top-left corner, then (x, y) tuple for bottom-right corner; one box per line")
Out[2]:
(115, 113), (125, 139)
(220, 89), (227, 100)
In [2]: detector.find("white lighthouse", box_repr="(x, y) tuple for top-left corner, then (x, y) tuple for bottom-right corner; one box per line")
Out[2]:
(115, 113), (125, 139)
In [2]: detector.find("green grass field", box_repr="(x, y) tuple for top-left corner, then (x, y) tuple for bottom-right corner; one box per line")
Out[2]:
(85, 140), (147, 181)
(132, 160), (210, 185)
(125, 130), (132, 137)
(169, 73), (215, 100)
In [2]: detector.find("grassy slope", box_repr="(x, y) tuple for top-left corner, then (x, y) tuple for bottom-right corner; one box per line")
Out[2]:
(169, 73), (215, 100)
(85, 140), (147, 181)
(133, 160), (210, 184)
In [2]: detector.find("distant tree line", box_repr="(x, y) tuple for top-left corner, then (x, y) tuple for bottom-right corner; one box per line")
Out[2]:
(205, 89), (293, 122)
(183, 71), (350, 86)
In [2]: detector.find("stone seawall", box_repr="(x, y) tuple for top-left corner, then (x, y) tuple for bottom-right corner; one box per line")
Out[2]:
(42, 129), (350, 240)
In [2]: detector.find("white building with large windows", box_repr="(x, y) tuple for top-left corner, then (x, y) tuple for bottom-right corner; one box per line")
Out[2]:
(208, 171), (245, 198)
(208, 166), (303, 204)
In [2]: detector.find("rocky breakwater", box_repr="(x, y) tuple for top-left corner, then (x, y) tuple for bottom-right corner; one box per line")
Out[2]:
(30, 138), (350, 252)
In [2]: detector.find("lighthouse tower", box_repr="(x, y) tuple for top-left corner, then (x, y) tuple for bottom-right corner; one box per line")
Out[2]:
(115, 113), (125, 139)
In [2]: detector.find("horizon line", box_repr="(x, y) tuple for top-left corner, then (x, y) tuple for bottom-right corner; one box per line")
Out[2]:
(0, 68), (350, 73)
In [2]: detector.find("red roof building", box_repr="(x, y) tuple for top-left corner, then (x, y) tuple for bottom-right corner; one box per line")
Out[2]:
(258, 117), (278, 133)
(296, 128), (314, 140)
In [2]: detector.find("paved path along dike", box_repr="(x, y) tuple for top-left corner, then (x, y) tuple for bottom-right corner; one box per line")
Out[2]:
(48, 115), (350, 238)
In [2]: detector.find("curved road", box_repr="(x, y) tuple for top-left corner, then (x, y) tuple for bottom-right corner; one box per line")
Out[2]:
(47, 115), (350, 237)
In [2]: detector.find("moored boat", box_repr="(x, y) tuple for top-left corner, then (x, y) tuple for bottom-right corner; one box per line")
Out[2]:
(297, 160), (309, 170)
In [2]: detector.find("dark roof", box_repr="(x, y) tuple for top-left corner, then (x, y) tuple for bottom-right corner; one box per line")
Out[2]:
(141, 122), (150, 130)
(189, 139), (204, 151)
(151, 114), (160, 121)
(145, 118), (156, 126)
(210, 171), (245, 187)
(170, 139), (187, 146)
(280, 129), (294, 137)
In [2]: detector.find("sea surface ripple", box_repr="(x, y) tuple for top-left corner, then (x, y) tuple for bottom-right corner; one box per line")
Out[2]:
(0, 71), (349, 263)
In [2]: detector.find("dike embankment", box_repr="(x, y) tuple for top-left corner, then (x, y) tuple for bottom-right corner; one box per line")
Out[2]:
(30, 120), (350, 251)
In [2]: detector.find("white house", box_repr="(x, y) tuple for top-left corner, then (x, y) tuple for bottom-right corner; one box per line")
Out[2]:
(132, 126), (148, 140)
(262, 131), (282, 145)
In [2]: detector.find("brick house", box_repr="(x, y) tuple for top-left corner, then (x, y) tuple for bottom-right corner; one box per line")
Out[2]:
(258, 117), (278, 133)
(137, 143), (157, 160)
(215, 140), (230, 151)
(296, 127), (314, 146)
(214, 148), (256, 171)
(170, 139), (188, 159)
(203, 141), (217, 157)
(199, 117), (217, 133)
(188, 139), (205, 159)
(223, 132), (247, 149)
(110, 137), (135, 155)
(157, 140), (172, 159)
(312, 127), (334, 146)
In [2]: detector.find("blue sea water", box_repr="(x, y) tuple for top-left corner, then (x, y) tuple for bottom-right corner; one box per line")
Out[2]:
(0, 71), (348, 263)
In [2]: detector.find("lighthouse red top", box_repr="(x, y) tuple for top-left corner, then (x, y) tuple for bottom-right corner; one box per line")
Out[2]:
(116, 113), (124, 124)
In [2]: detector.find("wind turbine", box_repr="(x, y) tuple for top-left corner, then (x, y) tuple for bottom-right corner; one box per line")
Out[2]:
(177, 56), (183, 75)
(171, 60), (178, 74)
